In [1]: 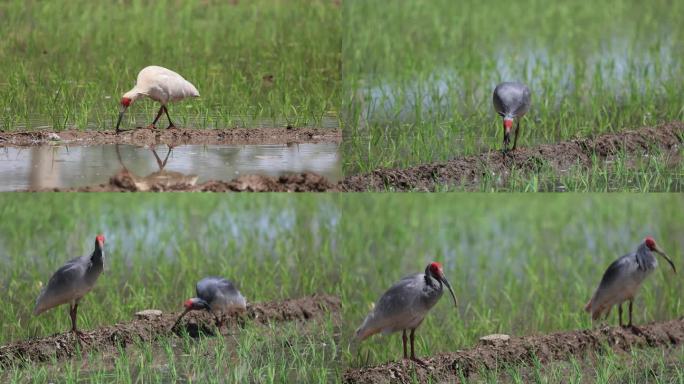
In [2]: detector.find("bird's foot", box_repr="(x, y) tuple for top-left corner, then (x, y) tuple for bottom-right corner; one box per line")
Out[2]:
(629, 324), (644, 335)
(146, 124), (157, 130)
(166, 124), (177, 130)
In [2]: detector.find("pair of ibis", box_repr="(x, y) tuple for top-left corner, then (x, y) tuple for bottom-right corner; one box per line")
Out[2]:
(355, 236), (676, 362)
(114, 66), (530, 154)
(34, 235), (246, 336)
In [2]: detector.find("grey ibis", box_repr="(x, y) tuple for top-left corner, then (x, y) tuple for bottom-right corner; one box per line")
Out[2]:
(116, 66), (200, 133)
(585, 236), (676, 327)
(33, 234), (106, 335)
(173, 277), (247, 331)
(355, 262), (458, 363)
(492, 81), (531, 152)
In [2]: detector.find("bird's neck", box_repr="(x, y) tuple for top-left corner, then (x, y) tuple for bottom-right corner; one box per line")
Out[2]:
(90, 247), (104, 267)
(635, 244), (656, 271)
(424, 273), (441, 290)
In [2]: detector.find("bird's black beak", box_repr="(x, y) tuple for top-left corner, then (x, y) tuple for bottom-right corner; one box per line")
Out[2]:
(440, 274), (458, 308)
(503, 126), (511, 151)
(655, 247), (676, 273)
(172, 308), (192, 331)
(115, 106), (127, 133)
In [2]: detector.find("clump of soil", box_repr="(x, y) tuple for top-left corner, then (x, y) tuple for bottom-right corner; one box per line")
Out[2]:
(38, 170), (336, 192)
(343, 318), (684, 384)
(0, 294), (340, 368)
(0, 126), (341, 147)
(338, 122), (683, 191)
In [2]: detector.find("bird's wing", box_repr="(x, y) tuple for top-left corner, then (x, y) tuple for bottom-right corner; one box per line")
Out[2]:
(362, 274), (426, 332)
(195, 278), (219, 304)
(597, 253), (638, 292)
(34, 257), (88, 314)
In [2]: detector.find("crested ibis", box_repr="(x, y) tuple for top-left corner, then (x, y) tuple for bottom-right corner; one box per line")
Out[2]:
(355, 262), (458, 363)
(585, 236), (676, 327)
(492, 81), (531, 152)
(34, 235), (106, 335)
(173, 277), (247, 331)
(116, 66), (199, 133)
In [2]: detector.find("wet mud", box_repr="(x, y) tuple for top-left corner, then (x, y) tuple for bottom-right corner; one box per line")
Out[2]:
(343, 317), (684, 384)
(20, 122), (684, 192)
(0, 294), (340, 368)
(0, 126), (341, 147)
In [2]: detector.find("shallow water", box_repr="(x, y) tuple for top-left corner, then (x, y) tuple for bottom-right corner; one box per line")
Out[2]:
(0, 143), (340, 191)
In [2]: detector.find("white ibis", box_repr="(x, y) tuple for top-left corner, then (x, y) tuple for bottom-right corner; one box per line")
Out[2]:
(585, 236), (676, 327)
(354, 262), (458, 363)
(492, 82), (531, 151)
(33, 235), (105, 336)
(116, 65), (200, 133)
(173, 277), (247, 331)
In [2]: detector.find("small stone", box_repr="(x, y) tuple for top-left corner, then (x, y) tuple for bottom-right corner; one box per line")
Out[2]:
(135, 309), (163, 319)
(479, 333), (511, 346)
(47, 133), (61, 141)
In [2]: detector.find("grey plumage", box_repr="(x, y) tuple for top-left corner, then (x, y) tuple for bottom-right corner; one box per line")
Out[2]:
(492, 82), (531, 151)
(173, 276), (247, 330)
(34, 235), (105, 334)
(585, 237), (676, 326)
(355, 262), (457, 362)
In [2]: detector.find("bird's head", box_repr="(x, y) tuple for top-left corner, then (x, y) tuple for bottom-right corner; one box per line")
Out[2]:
(427, 262), (458, 308)
(184, 298), (210, 311)
(95, 234), (105, 249)
(503, 118), (514, 147)
(644, 236), (676, 273)
(116, 91), (140, 131)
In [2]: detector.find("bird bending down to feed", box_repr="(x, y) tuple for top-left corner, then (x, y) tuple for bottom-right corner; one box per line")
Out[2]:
(585, 236), (676, 327)
(173, 277), (247, 331)
(355, 262), (458, 363)
(492, 81), (531, 152)
(34, 235), (106, 336)
(116, 66), (200, 133)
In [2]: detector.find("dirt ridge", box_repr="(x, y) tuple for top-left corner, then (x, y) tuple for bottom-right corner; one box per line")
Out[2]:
(343, 317), (684, 384)
(0, 126), (341, 147)
(0, 294), (340, 368)
(338, 121), (683, 191)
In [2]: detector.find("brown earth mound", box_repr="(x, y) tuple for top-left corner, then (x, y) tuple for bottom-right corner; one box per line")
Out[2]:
(0, 126), (341, 147)
(0, 294), (340, 368)
(338, 122), (683, 191)
(343, 318), (684, 384)
(22, 122), (684, 192)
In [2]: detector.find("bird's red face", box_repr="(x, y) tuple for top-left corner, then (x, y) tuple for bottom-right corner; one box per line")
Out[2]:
(183, 299), (194, 309)
(120, 97), (132, 107)
(503, 118), (513, 132)
(429, 262), (443, 278)
(96, 234), (105, 247)
(645, 236), (657, 251)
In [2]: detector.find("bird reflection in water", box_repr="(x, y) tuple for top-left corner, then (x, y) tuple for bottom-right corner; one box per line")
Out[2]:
(114, 144), (198, 191)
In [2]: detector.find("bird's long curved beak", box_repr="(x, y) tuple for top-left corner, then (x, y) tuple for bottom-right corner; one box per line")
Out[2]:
(655, 248), (676, 273)
(441, 275), (458, 308)
(115, 107), (127, 132)
(172, 308), (192, 331)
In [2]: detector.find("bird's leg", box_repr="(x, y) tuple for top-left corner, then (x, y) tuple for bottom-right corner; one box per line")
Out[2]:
(512, 120), (521, 151)
(618, 304), (623, 327)
(409, 329), (427, 365)
(148, 106), (165, 129)
(628, 299), (634, 328)
(163, 106), (176, 129)
(402, 330), (408, 360)
(69, 302), (86, 338)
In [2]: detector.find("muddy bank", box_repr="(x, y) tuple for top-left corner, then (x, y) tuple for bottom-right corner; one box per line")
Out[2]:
(36, 169), (336, 192)
(339, 122), (683, 191)
(0, 126), (341, 147)
(0, 294), (340, 368)
(24, 122), (684, 192)
(343, 318), (684, 384)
